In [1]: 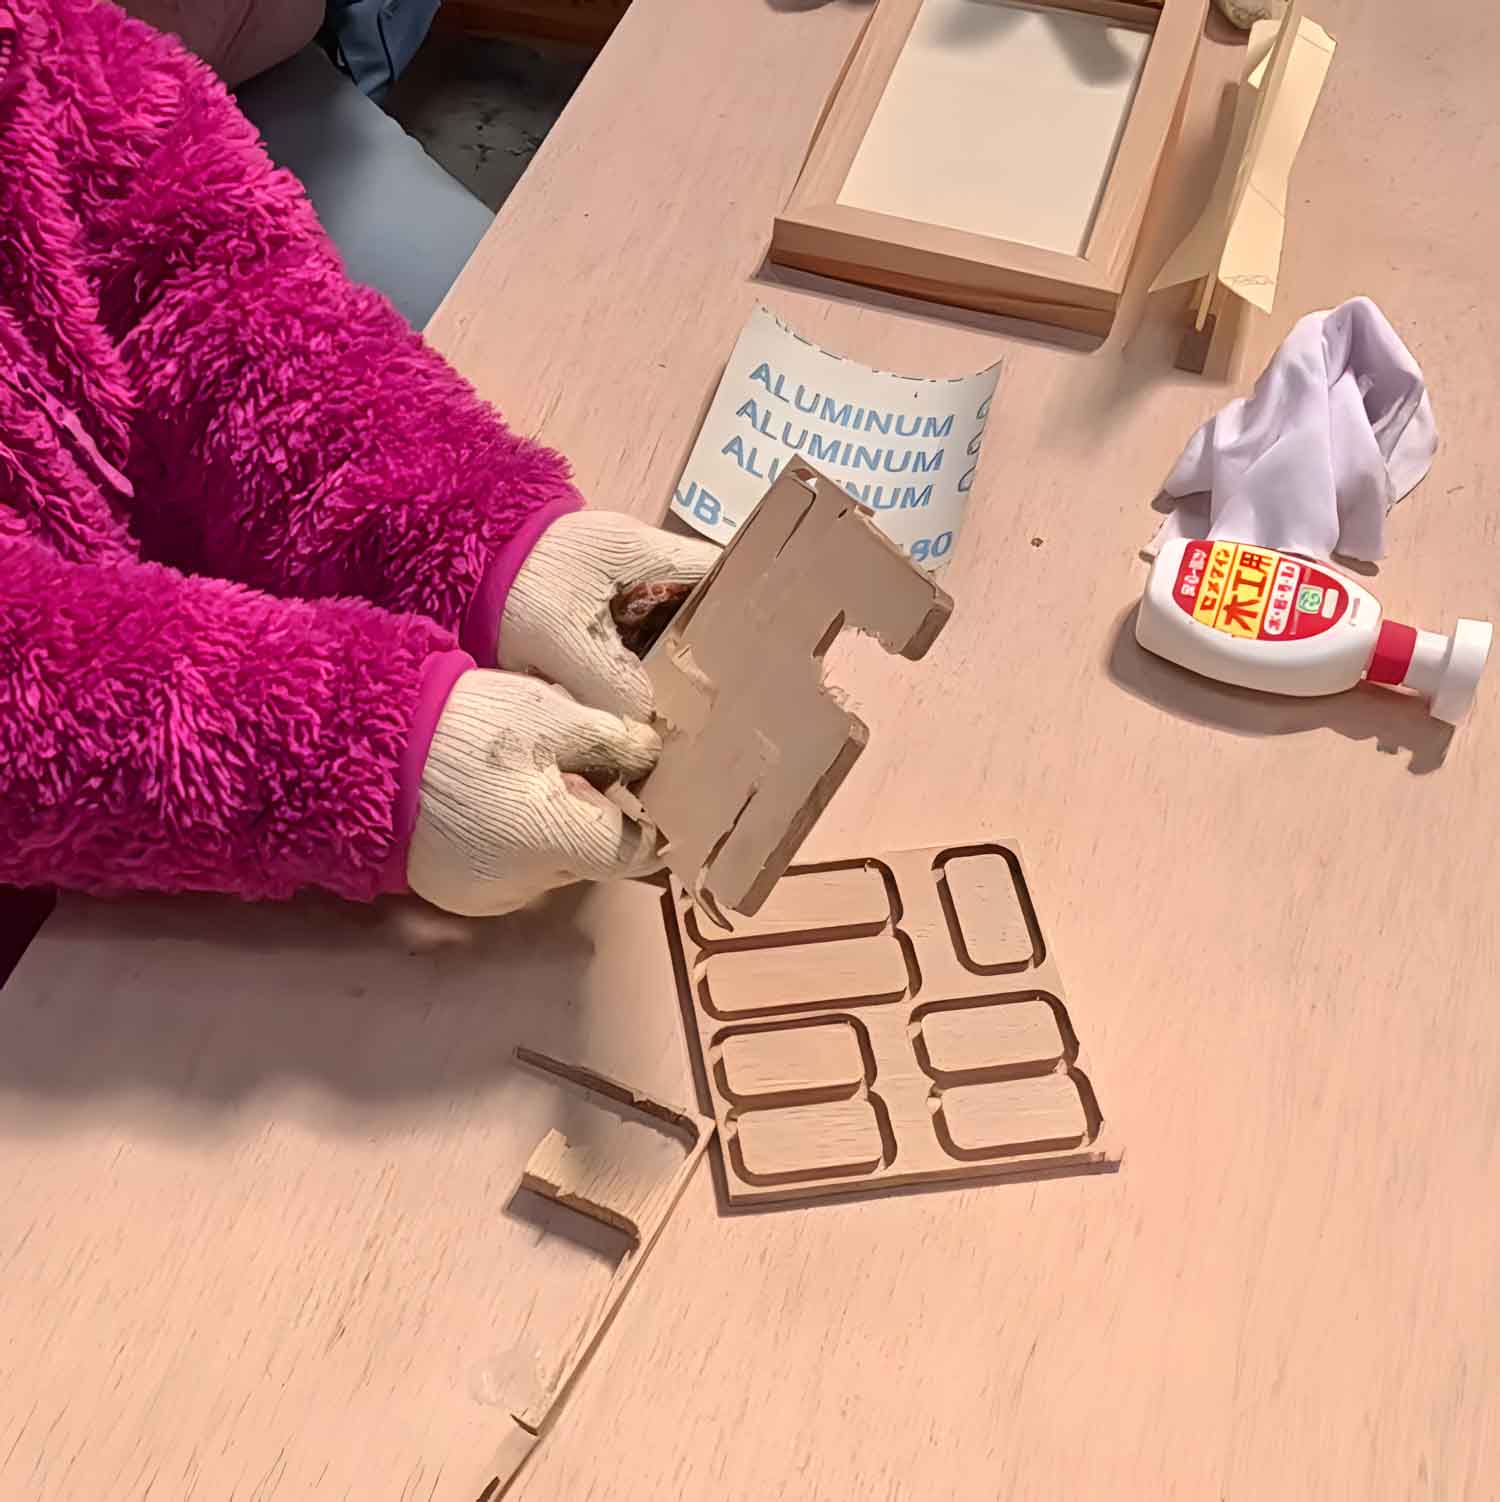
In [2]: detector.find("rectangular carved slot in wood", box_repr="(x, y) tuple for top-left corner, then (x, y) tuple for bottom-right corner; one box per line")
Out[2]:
(698, 932), (912, 1019)
(684, 859), (896, 951)
(665, 841), (1118, 1205)
(732, 1097), (888, 1183)
(933, 1073), (1090, 1159)
(716, 1018), (869, 1106)
(936, 845), (1044, 972)
(914, 996), (1067, 1082)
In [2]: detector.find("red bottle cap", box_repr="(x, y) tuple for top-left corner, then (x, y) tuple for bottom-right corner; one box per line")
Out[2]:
(1366, 619), (1416, 685)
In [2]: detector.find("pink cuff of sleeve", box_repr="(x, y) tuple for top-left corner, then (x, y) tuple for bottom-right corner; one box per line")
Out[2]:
(459, 496), (583, 664)
(378, 647), (475, 894)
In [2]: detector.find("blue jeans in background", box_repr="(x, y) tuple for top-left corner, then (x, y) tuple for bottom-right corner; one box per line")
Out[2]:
(322, 0), (442, 98)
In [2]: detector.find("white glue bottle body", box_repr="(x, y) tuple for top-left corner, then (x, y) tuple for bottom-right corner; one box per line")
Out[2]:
(1137, 539), (1492, 725)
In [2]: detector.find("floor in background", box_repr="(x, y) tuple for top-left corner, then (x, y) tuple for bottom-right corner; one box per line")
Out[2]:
(386, 30), (593, 212)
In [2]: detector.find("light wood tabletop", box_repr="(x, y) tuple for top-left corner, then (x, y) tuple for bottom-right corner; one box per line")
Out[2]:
(4, 0), (1498, 1497)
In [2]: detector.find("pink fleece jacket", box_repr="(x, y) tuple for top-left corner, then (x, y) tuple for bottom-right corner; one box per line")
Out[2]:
(0, 0), (582, 901)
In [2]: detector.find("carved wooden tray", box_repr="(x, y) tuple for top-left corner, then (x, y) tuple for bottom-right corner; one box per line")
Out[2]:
(664, 842), (1117, 1204)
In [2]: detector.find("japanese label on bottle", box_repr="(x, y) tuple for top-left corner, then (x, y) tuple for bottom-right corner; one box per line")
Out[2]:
(1173, 541), (1346, 640)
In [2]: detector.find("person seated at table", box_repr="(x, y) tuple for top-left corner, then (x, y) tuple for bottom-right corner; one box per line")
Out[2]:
(0, 0), (716, 920)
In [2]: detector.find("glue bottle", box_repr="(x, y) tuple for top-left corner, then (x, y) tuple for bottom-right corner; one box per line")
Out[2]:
(1136, 538), (1492, 725)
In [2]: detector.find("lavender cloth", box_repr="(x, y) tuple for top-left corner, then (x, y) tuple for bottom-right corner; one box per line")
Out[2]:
(1154, 298), (1437, 564)
(0, 0), (582, 902)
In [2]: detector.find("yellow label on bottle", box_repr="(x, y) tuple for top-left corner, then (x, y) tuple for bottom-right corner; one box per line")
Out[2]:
(1187, 541), (1277, 638)
(1174, 540), (1347, 642)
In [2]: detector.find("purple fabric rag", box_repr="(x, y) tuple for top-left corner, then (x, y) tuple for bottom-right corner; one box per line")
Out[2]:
(0, 0), (582, 902)
(1155, 297), (1437, 564)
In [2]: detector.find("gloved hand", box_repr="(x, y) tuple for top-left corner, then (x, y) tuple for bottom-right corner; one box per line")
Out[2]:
(500, 511), (719, 720)
(407, 669), (663, 916)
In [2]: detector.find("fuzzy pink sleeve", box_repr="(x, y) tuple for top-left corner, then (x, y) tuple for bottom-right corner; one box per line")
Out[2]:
(0, 534), (471, 901)
(75, 0), (581, 664)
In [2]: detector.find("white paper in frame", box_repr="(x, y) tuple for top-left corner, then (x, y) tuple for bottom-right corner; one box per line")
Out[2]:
(839, 0), (1153, 258)
(771, 0), (1207, 335)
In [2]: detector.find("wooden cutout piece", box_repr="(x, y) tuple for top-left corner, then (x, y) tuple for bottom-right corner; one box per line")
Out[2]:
(478, 1049), (715, 1500)
(701, 932), (910, 1018)
(521, 1128), (647, 1241)
(940, 850), (1035, 969)
(718, 1020), (867, 1104)
(735, 1098), (886, 1181)
(917, 999), (1065, 1079)
(936, 1074), (1090, 1156)
(635, 462), (952, 921)
(664, 842), (1118, 1205)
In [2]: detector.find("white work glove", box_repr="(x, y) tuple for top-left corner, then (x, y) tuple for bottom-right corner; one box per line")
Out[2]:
(407, 669), (662, 916)
(500, 511), (719, 720)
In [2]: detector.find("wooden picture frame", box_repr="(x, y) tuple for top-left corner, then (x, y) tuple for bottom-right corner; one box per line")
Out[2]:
(770, 0), (1208, 334)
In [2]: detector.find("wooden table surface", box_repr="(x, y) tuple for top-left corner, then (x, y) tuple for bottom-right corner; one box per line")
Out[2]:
(4, 0), (1499, 1497)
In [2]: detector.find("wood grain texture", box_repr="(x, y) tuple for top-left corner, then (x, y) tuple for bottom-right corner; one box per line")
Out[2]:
(0, 884), (701, 1502)
(769, 202), (1121, 335)
(734, 1097), (886, 1180)
(701, 932), (912, 1018)
(718, 1021), (867, 1103)
(936, 1072), (1089, 1155)
(939, 849), (1036, 968)
(5, 0), (1500, 1494)
(917, 997), (1066, 1076)
(522, 1128), (650, 1239)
